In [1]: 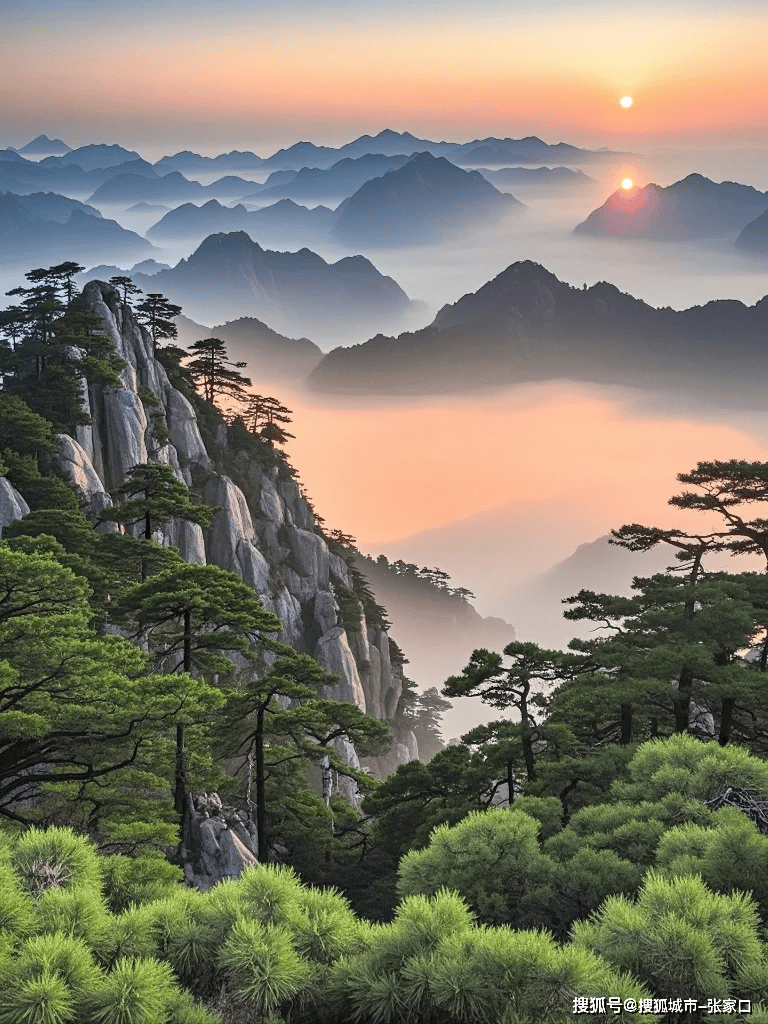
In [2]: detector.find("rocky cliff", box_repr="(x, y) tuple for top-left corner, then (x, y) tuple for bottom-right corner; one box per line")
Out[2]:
(3, 281), (418, 782)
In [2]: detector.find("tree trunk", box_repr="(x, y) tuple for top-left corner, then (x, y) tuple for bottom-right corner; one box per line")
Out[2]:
(173, 610), (192, 817)
(520, 682), (537, 782)
(619, 703), (632, 745)
(674, 665), (693, 733)
(506, 758), (515, 805)
(255, 706), (267, 863)
(718, 697), (735, 747)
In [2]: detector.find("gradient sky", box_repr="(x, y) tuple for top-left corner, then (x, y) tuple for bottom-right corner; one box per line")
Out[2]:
(2, 0), (766, 157)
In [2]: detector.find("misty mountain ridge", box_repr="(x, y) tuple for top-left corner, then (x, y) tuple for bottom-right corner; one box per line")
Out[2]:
(15, 135), (72, 157)
(39, 143), (142, 171)
(333, 151), (524, 245)
(145, 198), (335, 247)
(735, 208), (768, 255)
(476, 166), (595, 191)
(307, 259), (768, 394)
(87, 171), (262, 207)
(130, 230), (415, 343)
(0, 191), (155, 265)
(246, 154), (412, 205)
(174, 314), (323, 384)
(0, 157), (163, 200)
(450, 136), (626, 166)
(575, 173), (768, 241)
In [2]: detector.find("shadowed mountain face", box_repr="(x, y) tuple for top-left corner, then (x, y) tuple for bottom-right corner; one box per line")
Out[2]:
(146, 198), (335, 248)
(153, 150), (267, 177)
(174, 314), (323, 384)
(131, 231), (414, 342)
(247, 153), (411, 205)
(42, 144), (142, 171)
(0, 192), (155, 265)
(87, 171), (254, 207)
(0, 158), (159, 199)
(333, 151), (524, 245)
(736, 208), (768, 255)
(307, 260), (768, 394)
(575, 174), (768, 241)
(16, 135), (72, 157)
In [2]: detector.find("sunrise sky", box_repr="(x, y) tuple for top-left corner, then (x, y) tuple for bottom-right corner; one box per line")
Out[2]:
(2, 0), (766, 157)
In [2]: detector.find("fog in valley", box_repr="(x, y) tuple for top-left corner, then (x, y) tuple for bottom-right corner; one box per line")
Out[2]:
(3, 131), (768, 738)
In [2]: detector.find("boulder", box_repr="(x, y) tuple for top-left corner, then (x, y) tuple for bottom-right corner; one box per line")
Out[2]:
(0, 477), (30, 536)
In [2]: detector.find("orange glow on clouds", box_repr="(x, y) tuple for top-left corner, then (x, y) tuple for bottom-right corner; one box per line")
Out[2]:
(281, 383), (768, 546)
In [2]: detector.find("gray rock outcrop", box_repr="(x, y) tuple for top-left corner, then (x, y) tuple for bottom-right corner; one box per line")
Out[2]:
(0, 477), (30, 537)
(180, 793), (260, 890)
(35, 281), (418, 817)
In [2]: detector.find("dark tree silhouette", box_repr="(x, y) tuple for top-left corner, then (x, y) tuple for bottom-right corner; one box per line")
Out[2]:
(135, 293), (182, 354)
(185, 337), (251, 408)
(109, 275), (143, 307)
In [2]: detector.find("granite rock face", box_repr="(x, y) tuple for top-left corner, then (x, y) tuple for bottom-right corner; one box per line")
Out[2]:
(43, 282), (416, 812)
(0, 477), (30, 537)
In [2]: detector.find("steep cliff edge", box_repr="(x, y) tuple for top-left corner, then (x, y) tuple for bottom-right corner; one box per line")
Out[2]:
(12, 281), (418, 778)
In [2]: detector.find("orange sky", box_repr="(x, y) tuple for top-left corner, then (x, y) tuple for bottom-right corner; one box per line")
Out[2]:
(281, 382), (768, 548)
(2, 2), (766, 155)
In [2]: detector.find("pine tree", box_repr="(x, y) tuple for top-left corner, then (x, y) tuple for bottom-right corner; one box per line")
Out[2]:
(134, 293), (182, 354)
(99, 463), (215, 542)
(109, 276), (142, 307)
(185, 338), (251, 409)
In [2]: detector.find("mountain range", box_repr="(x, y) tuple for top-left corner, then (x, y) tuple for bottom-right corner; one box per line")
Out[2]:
(174, 314), (323, 384)
(307, 259), (768, 394)
(130, 231), (415, 342)
(145, 198), (335, 247)
(13, 134), (72, 157)
(332, 152), (524, 245)
(242, 154), (412, 205)
(575, 174), (768, 241)
(476, 166), (594, 190)
(0, 191), (155, 265)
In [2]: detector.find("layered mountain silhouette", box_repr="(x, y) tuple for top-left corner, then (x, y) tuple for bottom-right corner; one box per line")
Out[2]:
(476, 166), (594, 191)
(86, 171), (263, 207)
(0, 191), (155, 265)
(41, 144), (141, 171)
(735, 209), (768, 255)
(244, 154), (411, 205)
(575, 174), (768, 241)
(76, 259), (171, 286)
(16, 135), (72, 157)
(333, 152), (523, 245)
(131, 231), (414, 342)
(153, 150), (267, 177)
(449, 136), (624, 166)
(307, 260), (768, 394)
(174, 315), (323, 383)
(0, 157), (160, 199)
(145, 199), (334, 247)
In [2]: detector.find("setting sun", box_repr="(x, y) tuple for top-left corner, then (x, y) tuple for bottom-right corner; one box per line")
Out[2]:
(620, 96), (633, 108)
(621, 178), (634, 189)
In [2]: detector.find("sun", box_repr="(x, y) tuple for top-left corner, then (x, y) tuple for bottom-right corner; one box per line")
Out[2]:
(621, 178), (634, 190)
(620, 96), (633, 108)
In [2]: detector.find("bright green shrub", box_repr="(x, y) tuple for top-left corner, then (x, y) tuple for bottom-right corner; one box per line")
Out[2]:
(572, 871), (768, 1002)
(89, 957), (178, 1024)
(12, 827), (102, 896)
(217, 918), (311, 1016)
(0, 969), (75, 1024)
(398, 809), (555, 928)
(100, 854), (183, 913)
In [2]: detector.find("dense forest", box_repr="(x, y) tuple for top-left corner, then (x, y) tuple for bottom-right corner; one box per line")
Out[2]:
(3, 265), (768, 1022)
